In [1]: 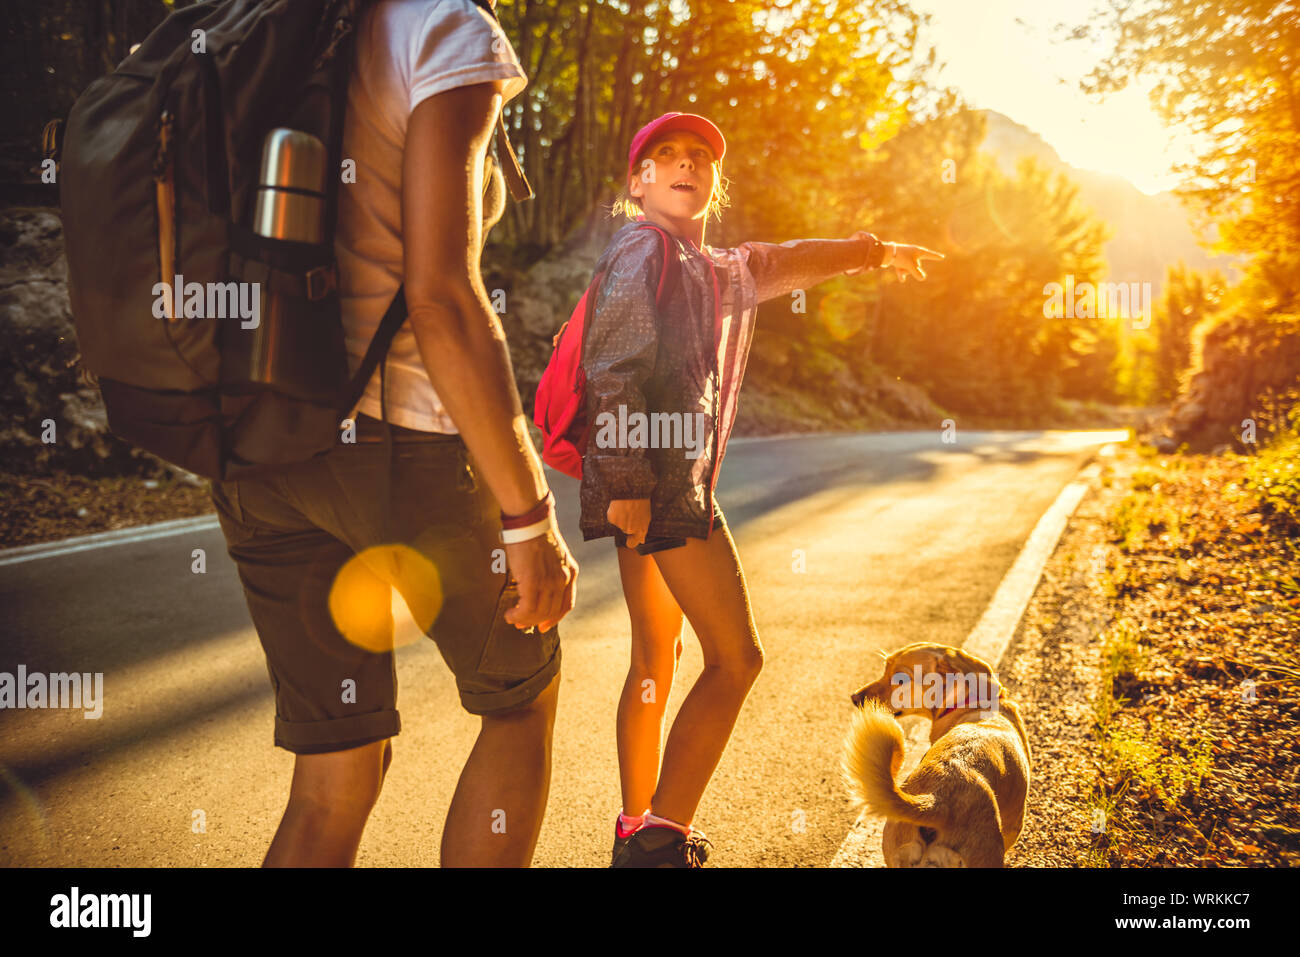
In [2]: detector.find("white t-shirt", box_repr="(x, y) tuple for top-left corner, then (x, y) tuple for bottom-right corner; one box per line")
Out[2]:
(335, 0), (527, 432)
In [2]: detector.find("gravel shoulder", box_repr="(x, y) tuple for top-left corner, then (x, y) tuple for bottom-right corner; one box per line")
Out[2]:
(1001, 441), (1300, 866)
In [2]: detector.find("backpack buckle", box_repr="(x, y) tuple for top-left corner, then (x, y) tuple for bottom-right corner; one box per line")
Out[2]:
(304, 265), (336, 301)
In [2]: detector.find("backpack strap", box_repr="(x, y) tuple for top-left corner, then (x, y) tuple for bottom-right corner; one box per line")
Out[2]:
(574, 221), (681, 367)
(641, 222), (680, 308)
(469, 0), (533, 201)
(338, 284), (407, 416)
(321, 6), (355, 252)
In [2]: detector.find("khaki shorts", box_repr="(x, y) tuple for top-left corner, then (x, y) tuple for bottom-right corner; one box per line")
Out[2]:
(210, 414), (561, 754)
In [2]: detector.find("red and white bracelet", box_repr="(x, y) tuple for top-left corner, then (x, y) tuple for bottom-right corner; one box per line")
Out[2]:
(500, 491), (556, 544)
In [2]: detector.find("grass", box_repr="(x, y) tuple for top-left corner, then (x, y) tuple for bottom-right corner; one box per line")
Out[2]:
(1242, 408), (1300, 529)
(1088, 616), (1216, 862)
(1084, 428), (1300, 865)
(1111, 484), (1186, 554)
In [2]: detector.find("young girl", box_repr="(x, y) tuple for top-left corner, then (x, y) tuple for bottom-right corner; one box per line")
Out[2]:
(579, 112), (942, 867)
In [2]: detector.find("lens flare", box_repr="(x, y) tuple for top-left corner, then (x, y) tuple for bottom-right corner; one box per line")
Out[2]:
(328, 544), (442, 652)
(0, 765), (52, 855)
(818, 288), (871, 341)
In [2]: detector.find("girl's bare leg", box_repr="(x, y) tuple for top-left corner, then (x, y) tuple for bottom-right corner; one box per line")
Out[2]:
(648, 525), (763, 826)
(615, 544), (685, 817)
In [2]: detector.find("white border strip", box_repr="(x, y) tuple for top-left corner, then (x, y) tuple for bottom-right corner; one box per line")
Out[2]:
(0, 515), (220, 568)
(830, 451), (1109, 867)
(962, 461), (1100, 667)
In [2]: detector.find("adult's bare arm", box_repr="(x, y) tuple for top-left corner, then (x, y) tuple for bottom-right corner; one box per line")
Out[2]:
(401, 81), (575, 630)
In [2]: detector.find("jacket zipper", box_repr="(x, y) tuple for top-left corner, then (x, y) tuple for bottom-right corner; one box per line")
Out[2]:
(154, 108), (177, 321)
(705, 258), (723, 536)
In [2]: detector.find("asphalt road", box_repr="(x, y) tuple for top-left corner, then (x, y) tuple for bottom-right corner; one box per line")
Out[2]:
(0, 429), (1122, 867)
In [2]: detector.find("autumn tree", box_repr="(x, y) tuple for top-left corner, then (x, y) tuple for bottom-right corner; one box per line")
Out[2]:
(1074, 0), (1300, 307)
(1152, 264), (1227, 402)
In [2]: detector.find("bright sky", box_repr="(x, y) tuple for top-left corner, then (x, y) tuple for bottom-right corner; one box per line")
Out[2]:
(904, 0), (1197, 195)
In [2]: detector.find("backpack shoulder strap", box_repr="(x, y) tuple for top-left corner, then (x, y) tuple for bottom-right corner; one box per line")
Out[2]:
(469, 0), (532, 201)
(338, 285), (407, 415)
(575, 222), (681, 365)
(635, 221), (681, 308)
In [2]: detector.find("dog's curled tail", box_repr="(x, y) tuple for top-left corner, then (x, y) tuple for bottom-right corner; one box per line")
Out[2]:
(841, 700), (942, 826)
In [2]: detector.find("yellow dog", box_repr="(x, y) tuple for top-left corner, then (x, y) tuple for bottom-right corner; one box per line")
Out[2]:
(843, 642), (1031, 867)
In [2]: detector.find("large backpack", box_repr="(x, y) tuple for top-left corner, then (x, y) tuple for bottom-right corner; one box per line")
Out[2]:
(533, 222), (680, 479)
(51, 0), (530, 481)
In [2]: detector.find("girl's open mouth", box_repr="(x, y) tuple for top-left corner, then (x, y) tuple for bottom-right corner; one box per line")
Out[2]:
(671, 181), (698, 192)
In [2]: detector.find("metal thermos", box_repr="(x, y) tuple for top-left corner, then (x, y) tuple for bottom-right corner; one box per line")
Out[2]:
(254, 128), (327, 242)
(237, 127), (345, 398)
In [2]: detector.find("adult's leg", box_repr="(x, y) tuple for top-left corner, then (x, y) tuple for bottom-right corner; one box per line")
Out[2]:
(211, 468), (404, 870)
(615, 544), (685, 817)
(264, 739), (393, 867)
(440, 672), (559, 867)
(647, 525), (764, 826)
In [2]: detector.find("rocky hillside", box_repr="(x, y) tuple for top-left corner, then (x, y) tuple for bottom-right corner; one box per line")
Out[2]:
(0, 207), (159, 476)
(1156, 312), (1300, 452)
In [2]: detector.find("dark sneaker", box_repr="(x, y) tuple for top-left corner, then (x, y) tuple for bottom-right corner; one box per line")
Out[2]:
(610, 824), (713, 868)
(611, 818), (638, 865)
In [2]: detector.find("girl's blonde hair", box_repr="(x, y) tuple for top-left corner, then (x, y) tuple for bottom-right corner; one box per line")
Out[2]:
(609, 157), (731, 224)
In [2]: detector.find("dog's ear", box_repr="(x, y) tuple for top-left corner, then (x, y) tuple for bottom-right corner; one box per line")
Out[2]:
(940, 646), (1003, 701)
(940, 647), (995, 678)
(892, 646), (945, 678)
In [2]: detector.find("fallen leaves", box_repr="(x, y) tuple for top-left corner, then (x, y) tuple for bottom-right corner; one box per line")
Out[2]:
(1088, 446), (1300, 866)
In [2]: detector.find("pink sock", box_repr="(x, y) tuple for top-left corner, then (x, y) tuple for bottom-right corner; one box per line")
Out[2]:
(644, 811), (691, 837)
(616, 811), (647, 838)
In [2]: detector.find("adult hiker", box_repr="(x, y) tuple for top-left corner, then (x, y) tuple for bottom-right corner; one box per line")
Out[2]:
(209, 0), (577, 867)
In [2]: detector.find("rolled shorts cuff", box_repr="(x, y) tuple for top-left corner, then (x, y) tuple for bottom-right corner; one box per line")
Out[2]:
(459, 642), (562, 717)
(274, 709), (402, 755)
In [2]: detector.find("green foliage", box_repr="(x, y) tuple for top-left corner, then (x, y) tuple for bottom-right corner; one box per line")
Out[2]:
(493, 0), (929, 258)
(1093, 617), (1213, 815)
(1105, 721), (1214, 812)
(1151, 264), (1227, 402)
(1102, 619), (1146, 681)
(4, 0), (171, 190)
(1245, 408), (1300, 528)
(1078, 0), (1300, 309)
(856, 137), (1111, 418)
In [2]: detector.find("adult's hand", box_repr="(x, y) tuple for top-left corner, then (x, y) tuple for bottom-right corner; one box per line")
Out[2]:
(607, 498), (652, 549)
(503, 531), (578, 633)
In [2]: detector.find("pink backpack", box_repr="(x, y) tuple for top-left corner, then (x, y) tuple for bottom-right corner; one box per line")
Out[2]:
(533, 222), (680, 479)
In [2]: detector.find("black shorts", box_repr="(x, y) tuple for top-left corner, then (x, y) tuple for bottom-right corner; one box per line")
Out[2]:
(613, 502), (727, 555)
(210, 414), (561, 754)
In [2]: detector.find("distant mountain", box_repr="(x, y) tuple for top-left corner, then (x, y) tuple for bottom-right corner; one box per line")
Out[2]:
(976, 109), (1238, 295)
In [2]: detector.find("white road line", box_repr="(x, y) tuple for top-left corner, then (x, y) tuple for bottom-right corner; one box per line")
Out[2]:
(0, 515), (220, 567)
(830, 449), (1110, 867)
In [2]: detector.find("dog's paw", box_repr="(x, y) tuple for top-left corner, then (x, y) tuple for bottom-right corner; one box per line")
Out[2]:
(920, 844), (965, 868)
(893, 840), (926, 867)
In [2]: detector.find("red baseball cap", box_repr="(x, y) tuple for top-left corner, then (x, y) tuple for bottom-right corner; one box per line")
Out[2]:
(627, 112), (726, 178)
